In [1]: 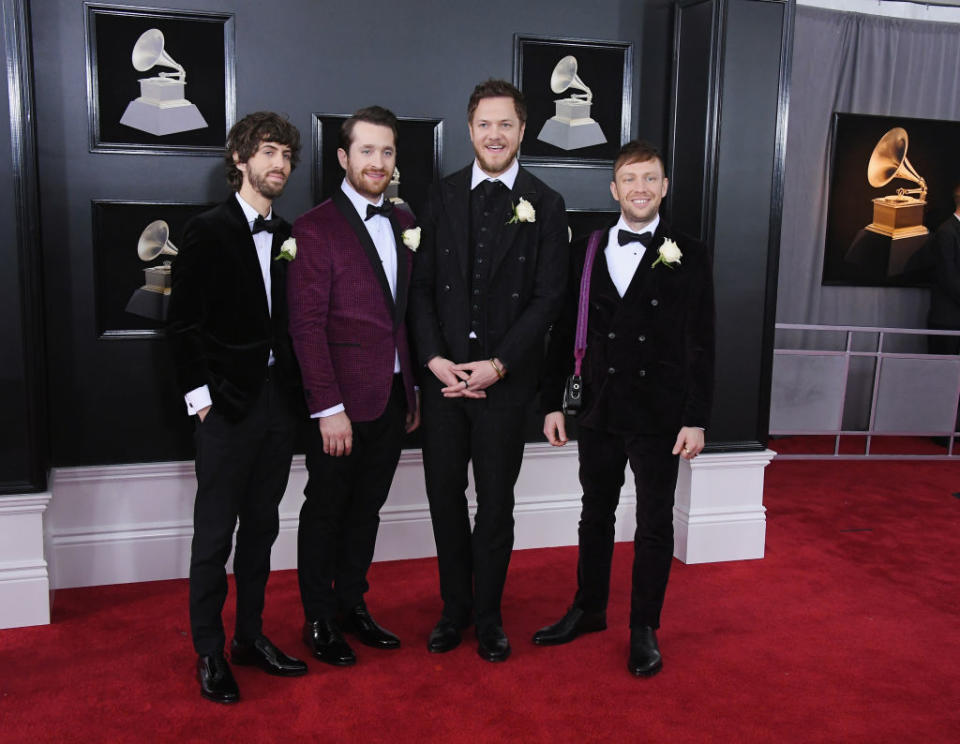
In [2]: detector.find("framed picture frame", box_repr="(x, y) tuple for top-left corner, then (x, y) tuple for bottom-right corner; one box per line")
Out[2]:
(312, 114), (443, 220)
(823, 112), (960, 287)
(513, 34), (632, 168)
(92, 200), (214, 338)
(84, 3), (235, 155)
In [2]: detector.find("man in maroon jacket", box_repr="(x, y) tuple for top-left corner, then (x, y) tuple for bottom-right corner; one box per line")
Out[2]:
(288, 106), (420, 666)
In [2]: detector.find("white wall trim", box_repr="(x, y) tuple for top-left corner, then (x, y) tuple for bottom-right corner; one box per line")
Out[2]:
(0, 492), (52, 628)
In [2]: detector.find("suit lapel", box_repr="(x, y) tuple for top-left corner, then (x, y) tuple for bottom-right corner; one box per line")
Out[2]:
(621, 220), (666, 302)
(441, 166), (471, 280)
(389, 211), (408, 330)
(268, 217), (291, 318)
(489, 166), (535, 279)
(224, 196), (271, 319)
(332, 188), (396, 316)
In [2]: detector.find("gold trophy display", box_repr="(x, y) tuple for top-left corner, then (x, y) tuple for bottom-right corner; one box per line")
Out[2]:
(536, 55), (607, 150)
(125, 220), (177, 320)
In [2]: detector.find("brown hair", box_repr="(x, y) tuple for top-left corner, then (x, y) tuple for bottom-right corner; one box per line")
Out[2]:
(467, 79), (527, 124)
(613, 140), (666, 179)
(225, 112), (301, 191)
(339, 106), (399, 152)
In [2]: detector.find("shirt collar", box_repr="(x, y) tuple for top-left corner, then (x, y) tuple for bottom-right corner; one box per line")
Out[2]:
(235, 192), (271, 226)
(614, 213), (660, 240)
(341, 177), (384, 219)
(471, 158), (519, 191)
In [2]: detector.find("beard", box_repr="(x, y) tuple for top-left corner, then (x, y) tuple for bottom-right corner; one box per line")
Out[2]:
(473, 139), (520, 177)
(247, 166), (287, 199)
(346, 165), (391, 200)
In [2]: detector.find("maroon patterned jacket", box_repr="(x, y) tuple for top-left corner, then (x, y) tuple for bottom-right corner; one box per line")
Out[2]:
(288, 189), (417, 422)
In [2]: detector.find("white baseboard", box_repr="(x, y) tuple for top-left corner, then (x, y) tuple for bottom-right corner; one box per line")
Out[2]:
(0, 493), (52, 628)
(39, 444), (774, 593)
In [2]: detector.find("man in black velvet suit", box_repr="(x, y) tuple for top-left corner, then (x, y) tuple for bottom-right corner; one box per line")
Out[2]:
(409, 80), (568, 661)
(168, 112), (308, 703)
(533, 140), (715, 677)
(927, 184), (960, 354)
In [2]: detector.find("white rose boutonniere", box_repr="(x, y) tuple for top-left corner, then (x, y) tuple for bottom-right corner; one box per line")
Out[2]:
(651, 238), (682, 269)
(507, 197), (536, 225)
(275, 237), (297, 262)
(402, 227), (421, 251)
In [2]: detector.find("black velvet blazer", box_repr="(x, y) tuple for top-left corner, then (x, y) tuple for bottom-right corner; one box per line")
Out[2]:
(167, 197), (301, 421)
(541, 218), (715, 435)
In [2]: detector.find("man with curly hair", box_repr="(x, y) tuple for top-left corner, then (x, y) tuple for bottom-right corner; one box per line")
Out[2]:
(168, 111), (308, 703)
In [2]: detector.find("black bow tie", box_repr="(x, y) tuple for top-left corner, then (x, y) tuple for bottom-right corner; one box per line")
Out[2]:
(365, 201), (394, 221)
(478, 179), (506, 199)
(618, 229), (653, 247)
(252, 215), (282, 235)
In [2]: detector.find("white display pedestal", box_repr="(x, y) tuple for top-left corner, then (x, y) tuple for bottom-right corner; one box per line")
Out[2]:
(0, 492), (52, 628)
(673, 449), (776, 564)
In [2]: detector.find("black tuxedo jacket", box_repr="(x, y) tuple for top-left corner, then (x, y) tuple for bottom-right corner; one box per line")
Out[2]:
(928, 215), (960, 328)
(409, 164), (568, 406)
(542, 219), (715, 435)
(167, 196), (301, 421)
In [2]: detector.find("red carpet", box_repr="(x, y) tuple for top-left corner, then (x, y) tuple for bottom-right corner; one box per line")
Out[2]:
(1, 459), (959, 743)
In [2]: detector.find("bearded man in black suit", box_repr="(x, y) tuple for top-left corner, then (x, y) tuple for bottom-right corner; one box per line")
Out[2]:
(927, 183), (960, 354)
(409, 80), (568, 662)
(168, 111), (308, 703)
(534, 140), (715, 678)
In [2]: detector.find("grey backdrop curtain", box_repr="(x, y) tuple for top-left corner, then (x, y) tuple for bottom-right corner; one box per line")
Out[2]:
(777, 6), (960, 331)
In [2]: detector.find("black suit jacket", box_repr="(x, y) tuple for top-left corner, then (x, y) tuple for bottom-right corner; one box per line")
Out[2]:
(167, 196), (301, 421)
(542, 219), (715, 435)
(409, 164), (568, 406)
(928, 215), (960, 328)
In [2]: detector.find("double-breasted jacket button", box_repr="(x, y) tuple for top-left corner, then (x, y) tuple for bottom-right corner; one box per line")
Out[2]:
(638, 369), (646, 377)
(608, 332), (616, 340)
(444, 248), (450, 255)
(473, 289), (480, 296)
(638, 334), (646, 343)
(650, 299), (659, 307)
(511, 292), (520, 300)
(608, 367), (616, 375)
(518, 256), (526, 263)
(443, 284), (451, 292)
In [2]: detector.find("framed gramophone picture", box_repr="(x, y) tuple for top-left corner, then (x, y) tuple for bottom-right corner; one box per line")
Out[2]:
(84, 4), (235, 155)
(311, 114), (443, 220)
(513, 35), (632, 168)
(92, 200), (214, 338)
(823, 113), (960, 287)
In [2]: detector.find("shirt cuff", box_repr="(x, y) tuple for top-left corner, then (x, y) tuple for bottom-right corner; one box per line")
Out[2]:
(312, 403), (346, 419)
(184, 386), (212, 416)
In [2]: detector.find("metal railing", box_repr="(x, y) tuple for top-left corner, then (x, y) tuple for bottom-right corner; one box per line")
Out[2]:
(770, 323), (960, 459)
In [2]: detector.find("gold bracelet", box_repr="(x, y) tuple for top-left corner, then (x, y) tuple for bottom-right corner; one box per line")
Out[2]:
(490, 359), (505, 379)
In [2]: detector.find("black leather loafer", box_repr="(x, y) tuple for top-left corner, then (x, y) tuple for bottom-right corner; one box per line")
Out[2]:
(231, 635), (308, 676)
(532, 606), (607, 646)
(197, 653), (239, 704)
(341, 603), (401, 649)
(476, 625), (511, 662)
(427, 617), (463, 654)
(628, 626), (663, 677)
(303, 619), (356, 666)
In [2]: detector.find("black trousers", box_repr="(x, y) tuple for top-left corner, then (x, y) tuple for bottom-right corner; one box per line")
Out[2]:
(574, 426), (680, 629)
(189, 374), (298, 656)
(421, 378), (526, 629)
(297, 375), (406, 620)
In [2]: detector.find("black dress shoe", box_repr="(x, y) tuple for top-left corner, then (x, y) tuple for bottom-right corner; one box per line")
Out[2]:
(532, 606), (607, 646)
(197, 653), (239, 704)
(427, 617), (463, 654)
(231, 635), (308, 676)
(341, 603), (401, 649)
(628, 626), (663, 677)
(476, 625), (511, 662)
(303, 619), (356, 666)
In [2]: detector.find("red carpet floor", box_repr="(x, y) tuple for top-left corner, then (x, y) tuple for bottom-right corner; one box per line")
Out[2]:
(1, 459), (959, 743)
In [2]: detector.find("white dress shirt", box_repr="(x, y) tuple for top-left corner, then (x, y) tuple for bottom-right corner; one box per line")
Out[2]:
(183, 192), (276, 416)
(605, 214), (660, 298)
(470, 158), (519, 191)
(312, 179), (402, 419)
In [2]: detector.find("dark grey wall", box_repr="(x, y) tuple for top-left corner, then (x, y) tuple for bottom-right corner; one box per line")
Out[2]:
(31, 0), (657, 465)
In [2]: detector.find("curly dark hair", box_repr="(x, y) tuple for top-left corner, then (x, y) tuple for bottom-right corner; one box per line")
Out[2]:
(613, 140), (666, 178)
(338, 106), (399, 153)
(225, 111), (301, 191)
(467, 79), (527, 124)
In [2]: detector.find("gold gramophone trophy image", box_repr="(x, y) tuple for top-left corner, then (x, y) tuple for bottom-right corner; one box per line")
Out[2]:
(864, 127), (929, 240)
(536, 55), (607, 151)
(125, 220), (177, 320)
(844, 126), (930, 278)
(119, 29), (208, 136)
